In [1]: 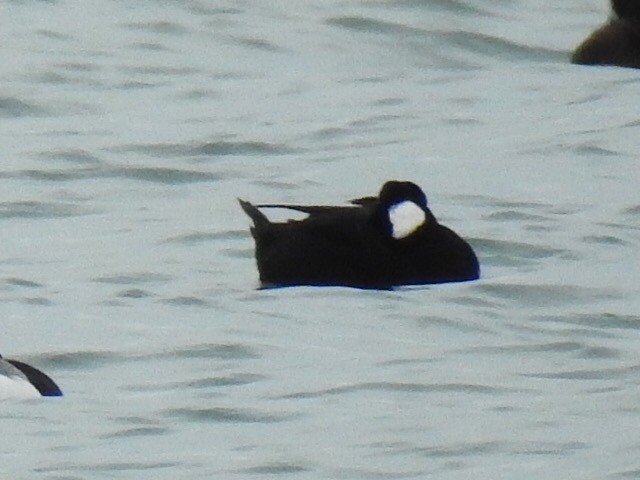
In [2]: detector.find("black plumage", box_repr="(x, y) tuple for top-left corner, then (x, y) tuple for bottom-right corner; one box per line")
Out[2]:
(239, 181), (479, 289)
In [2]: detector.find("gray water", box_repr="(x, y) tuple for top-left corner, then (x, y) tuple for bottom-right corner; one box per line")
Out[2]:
(2, 0), (640, 478)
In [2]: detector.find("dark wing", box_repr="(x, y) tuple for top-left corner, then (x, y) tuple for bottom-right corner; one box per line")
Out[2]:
(7, 359), (63, 397)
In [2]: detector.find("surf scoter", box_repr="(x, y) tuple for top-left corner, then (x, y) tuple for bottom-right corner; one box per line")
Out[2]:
(239, 180), (479, 289)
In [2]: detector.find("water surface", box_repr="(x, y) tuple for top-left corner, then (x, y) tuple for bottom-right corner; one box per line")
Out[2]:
(2, 1), (640, 479)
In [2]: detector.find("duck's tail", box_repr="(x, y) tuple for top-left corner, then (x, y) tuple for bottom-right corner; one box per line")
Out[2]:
(238, 199), (269, 229)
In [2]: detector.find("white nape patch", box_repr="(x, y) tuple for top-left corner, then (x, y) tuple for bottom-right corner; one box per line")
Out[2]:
(388, 201), (426, 239)
(0, 375), (40, 400)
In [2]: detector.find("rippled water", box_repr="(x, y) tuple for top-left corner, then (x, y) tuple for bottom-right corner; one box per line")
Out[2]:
(2, 0), (640, 478)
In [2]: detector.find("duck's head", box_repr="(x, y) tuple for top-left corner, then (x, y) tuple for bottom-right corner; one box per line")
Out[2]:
(612, 0), (640, 21)
(377, 181), (431, 240)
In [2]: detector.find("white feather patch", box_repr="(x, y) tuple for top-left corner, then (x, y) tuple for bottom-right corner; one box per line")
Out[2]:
(0, 375), (41, 400)
(388, 201), (426, 239)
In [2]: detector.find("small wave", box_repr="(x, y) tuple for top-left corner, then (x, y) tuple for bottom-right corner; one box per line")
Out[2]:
(118, 64), (199, 76)
(279, 381), (505, 399)
(161, 296), (211, 307)
(484, 210), (552, 223)
(0, 96), (48, 118)
(231, 36), (285, 53)
(0, 200), (92, 219)
(116, 166), (218, 184)
(617, 468), (640, 478)
(622, 205), (640, 217)
(454, 195), (547, 210)
(471, 237), (564, 257)
(8, 168), (102, 182)
(414, 313), (501, 333)
(195, 141), (296, 157)
(532, 312), (640, 331)
(326, 16), (423, 36)
(33, 350), (119, 370)
(249, 179), (302, 190)
(43, 149), (103, 164)
(522, 363), (640, 380)
(109, 140), (296, 158)
(573, 145), (619, 157)
(459, 341), (620, 360)
(164, 406), (291, 423)
(238, 463), (309, 474)
(437, 31), (567, 63)
(0, 165), (217, 184)
(476, 284), (617, 307)
(470, 238), (571, 268)
(93, 273), (173, 285)
(581, 235), (627, 246)
(121, 21), (190, 35)
(180, 373), (265, 389)
(510, 441), (589, 456)
(129, 42), (171, 53)
(416, 440), (504, 458)
(163, 230), (247, 244)
(116, 288), (154, 299)
(23, 297), (53, 306)
(324, 17), (565, 64)
(99, 426), (170, 439)
(166, 343), (261, 360)
(36, 29), (71, 41)
(4, 278), (44, 288)
(35, 461), (179, 473)
(391, 0), (491, 16)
